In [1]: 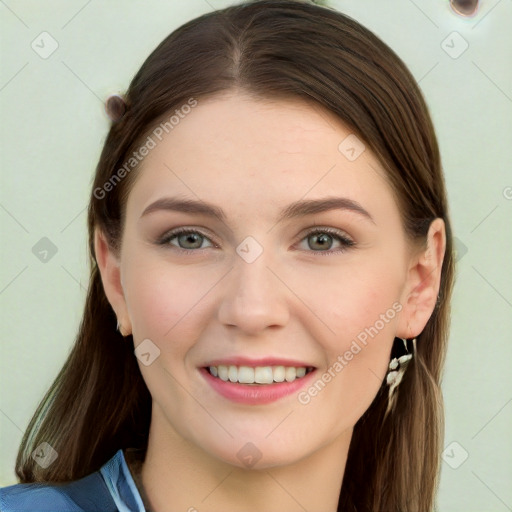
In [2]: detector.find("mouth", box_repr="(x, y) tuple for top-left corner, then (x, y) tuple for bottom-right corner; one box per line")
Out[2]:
(204, 364), (315, 385)
(199, 361), (318, 405)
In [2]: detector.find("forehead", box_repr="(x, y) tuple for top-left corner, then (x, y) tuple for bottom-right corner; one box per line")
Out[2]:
(125, 92), (398, 225)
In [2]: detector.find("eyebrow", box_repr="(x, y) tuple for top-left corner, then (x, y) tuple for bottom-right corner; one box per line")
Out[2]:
(140, 196), (375, 224)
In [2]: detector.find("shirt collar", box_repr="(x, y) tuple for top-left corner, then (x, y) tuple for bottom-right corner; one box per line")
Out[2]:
(99, 448), (146, 512)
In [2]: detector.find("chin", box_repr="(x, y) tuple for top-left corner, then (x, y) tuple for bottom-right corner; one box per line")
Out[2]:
(198, 433), (313, 471)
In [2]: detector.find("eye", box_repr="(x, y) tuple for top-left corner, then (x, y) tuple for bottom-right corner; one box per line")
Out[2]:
(157, 226), (355, 255)
(297, 227), (355, 255)
(157, 228), (215, 251)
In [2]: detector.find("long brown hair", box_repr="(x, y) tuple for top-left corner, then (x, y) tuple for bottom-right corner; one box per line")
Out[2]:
(15, 1), (454, 510)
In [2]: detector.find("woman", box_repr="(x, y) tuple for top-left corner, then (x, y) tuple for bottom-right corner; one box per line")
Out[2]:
(0, 0), (454, 510)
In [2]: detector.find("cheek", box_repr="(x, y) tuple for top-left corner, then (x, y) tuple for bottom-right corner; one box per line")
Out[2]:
(286, 254), (403, 341)
(292, 258), (402, 401)
(126, 273), (190, 340)
(123, 256), (223, 345)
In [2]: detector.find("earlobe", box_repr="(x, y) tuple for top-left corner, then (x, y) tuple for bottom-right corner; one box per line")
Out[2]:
(396, 218), (446, 339)
(94, 228), (132, 335)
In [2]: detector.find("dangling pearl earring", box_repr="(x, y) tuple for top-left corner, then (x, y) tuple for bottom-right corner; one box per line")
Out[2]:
(385, 337), (416, 416)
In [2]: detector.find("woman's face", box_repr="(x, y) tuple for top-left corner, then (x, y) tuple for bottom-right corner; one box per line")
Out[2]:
(110, 92), (418, 468)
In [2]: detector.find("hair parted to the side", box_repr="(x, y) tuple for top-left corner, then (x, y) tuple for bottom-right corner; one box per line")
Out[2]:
(15, 1), (454, 510)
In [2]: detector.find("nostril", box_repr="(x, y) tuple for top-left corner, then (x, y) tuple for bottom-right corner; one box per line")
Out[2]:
(449, 0), (479, 17)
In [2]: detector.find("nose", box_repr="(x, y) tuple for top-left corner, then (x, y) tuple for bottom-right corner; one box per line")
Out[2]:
(217, 253), (290, 335)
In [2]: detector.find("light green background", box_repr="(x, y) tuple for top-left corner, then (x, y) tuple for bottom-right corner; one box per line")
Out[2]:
(1, 1), (511, 510)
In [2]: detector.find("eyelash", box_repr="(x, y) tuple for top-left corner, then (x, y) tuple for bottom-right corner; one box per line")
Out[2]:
(156, 226), (355, 256)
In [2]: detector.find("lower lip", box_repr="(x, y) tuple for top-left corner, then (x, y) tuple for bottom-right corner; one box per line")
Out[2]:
(200, 367), (317, 405)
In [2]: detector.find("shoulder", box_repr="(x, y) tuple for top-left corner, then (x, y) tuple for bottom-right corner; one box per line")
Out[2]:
(0, 467), (117, 512)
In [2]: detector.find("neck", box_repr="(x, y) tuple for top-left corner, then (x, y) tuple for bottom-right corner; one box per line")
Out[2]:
(135, 408), (351, 512)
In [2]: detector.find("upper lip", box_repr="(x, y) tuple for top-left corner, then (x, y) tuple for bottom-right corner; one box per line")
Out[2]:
(202, 357), (316, 368)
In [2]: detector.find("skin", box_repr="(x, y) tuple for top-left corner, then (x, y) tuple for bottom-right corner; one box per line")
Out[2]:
(95, 91), (446, 512)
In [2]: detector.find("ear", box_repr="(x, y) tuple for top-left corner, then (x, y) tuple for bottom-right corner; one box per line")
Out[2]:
(94, 228), (132, 336)
(396, 218), (446, 339)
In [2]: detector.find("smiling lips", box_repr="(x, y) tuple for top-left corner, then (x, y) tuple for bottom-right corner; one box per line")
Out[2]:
(207, 364), (313, 384)
(200, 358), (317, 404)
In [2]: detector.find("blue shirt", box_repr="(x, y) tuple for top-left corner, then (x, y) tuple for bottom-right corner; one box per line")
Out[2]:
(0, 449), (146, 511)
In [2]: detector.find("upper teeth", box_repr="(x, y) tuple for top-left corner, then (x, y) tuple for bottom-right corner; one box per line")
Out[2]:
(209, 365), (309, 384)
